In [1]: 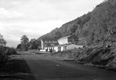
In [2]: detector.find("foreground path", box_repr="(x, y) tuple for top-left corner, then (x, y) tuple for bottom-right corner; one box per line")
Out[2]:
(21, 52), (116, 80)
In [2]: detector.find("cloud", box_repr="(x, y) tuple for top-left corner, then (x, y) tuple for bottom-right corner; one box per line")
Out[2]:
(0, 19), (63, 35)
(0, 0), (104, 21)
(0, 8), (25, 19)
(0, 19), (63, 47)
(11, 1), (21, 5)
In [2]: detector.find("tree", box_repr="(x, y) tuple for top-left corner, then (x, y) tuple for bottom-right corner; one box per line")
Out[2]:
(17, 44), (21, 51)
(21, 35), (29, 51)
(54, 31), (61, 39)
(29, 39), (38, 49)
(70, 25), (78, 35)
(0, 34), (6, 46)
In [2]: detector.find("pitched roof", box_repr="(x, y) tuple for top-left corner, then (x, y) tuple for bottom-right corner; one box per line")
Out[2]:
(41, 38), (57, 42)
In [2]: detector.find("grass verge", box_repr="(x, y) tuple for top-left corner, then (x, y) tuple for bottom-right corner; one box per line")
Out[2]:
(0, 55), (35, 80)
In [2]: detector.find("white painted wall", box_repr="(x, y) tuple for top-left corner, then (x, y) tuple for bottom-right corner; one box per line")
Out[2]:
(41, 39), (44, 49)
(61, 46), (64, 51)
(54, 46), (58, 52)
(58, 38), (68, 45)
(67, 44), (83, 50)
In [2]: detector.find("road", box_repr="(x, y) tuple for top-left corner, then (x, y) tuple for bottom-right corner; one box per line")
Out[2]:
(20, 52), (116, 80)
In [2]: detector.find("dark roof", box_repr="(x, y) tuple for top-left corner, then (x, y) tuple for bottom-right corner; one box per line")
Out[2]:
(41, 38), (57, 42)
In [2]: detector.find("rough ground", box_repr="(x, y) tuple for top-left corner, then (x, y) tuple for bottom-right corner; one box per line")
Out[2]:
(21, 51), (116, 80)
(0, 54), (34, 80)
(52, 45), (116, 69)
(0, 51), (116, 80)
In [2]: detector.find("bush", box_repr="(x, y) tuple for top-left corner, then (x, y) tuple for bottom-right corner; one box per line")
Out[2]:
(6, 48), (17, 55)
(0, 46), (7, 62)
(53, 45), (116, 68)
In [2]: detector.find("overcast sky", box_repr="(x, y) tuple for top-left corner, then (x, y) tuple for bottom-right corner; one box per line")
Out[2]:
(0, 0), (104, 47)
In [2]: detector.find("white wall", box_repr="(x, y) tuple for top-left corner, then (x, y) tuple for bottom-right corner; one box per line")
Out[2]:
(41, 39), (44, 49)
(67, 44), (83, 50)
(58, 38), (68, 45)
(54, 46), (58, 52)
(61, 46), (64, 51)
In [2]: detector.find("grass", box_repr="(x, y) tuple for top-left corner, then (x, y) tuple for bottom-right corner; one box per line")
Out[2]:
(0, 54), (35, 80)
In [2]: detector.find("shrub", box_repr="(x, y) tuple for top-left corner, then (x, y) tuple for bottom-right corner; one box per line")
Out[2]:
(0, 46), (7, 62)
(6, 48), (17, 55)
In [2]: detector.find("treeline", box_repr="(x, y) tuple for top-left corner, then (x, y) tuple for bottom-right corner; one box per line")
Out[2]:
(0, 34), (16, 62)
(17, 35), (41, 51)
(38, 0), (116, 46)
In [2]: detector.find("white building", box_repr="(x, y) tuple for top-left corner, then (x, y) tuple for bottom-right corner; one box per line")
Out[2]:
(40, 35), (83, 52)
(58, 35), (78, 45)
(54, 35), (83, 52)
(40, 39), (58, 52)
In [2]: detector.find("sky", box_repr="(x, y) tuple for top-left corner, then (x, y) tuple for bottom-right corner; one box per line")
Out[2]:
(0, 0), (104, 47)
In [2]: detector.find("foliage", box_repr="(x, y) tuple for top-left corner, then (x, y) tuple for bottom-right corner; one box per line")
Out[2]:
(28, 39), (38, 49)
(54, 31), (62, 39)
(17, 35), (41, 50)
(17, 44), (21, 49)
(20, 35), (29, 51)
(6, 47), (17, 55)
(0, 46), (6, 62)
(0, 34), (7, 46)
(53, 44), (116, 68)
(0, 34), (17, 62)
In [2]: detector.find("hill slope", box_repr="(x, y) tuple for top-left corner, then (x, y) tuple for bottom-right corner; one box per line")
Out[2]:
(38, 0), (116, 45)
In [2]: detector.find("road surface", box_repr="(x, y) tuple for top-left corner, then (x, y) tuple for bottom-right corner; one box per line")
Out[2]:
(20, 52), (116, 80)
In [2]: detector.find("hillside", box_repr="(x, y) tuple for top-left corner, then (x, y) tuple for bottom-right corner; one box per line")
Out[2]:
(38, 0), (116, 46)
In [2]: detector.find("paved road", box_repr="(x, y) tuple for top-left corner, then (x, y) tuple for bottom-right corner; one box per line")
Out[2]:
(20, 52), (116, 80)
